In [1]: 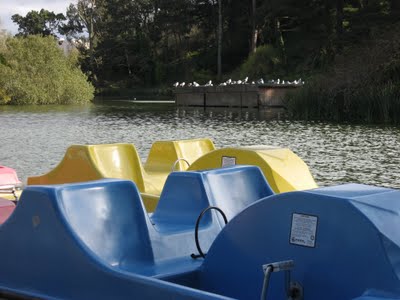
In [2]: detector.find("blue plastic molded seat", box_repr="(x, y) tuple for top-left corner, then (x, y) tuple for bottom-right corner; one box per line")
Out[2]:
(58, 180), (205, 277)
(152, 165), (274, 230)
(202, 166), (274, 222)
(59, 180), (154, 268)
(151, 172), (212, 232)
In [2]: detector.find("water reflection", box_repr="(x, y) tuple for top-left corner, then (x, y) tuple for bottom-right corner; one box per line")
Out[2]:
(0, 102), (399, 189)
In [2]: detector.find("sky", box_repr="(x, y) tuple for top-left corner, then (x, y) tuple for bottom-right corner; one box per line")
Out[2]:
(0, 0), (73, 34)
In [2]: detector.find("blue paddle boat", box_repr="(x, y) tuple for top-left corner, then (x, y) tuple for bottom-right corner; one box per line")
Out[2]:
(0, 165), (399, 300)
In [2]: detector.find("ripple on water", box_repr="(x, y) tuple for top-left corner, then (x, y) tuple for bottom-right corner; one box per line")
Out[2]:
(0, 103), (399, 189)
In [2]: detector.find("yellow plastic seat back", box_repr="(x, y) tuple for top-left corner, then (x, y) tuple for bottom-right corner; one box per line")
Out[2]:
(188, 146), (317, 193)
(28, 144), (145, 192)
(88, 144), (145, 192)
(144, 138), (215, 173)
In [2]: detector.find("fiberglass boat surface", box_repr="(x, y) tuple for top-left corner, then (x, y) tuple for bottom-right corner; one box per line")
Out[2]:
(0, 165), (399, 299)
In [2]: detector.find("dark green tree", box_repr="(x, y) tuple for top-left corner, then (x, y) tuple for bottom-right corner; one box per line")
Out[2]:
(11, 9), (66, 37)
(60, 0), (102, 81)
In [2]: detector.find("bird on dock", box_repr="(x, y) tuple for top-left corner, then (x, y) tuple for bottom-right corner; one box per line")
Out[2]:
(205, 80), (213, 86)
(294, 78), (304, 85)
(276, 78), (280, 84)
(193, 81), (200, 87)
(251, 81), (255, 85)
(219, 82), (227, 86)
(257, 78), (264, 85)
(244, 77), (248, 84)
(179, 82), (186, 87)
(226, 79), (232, 85)
(173, 82), (179, 87)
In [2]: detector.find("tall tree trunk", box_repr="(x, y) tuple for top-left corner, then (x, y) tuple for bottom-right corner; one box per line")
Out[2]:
(217, 0), (222, 80)
(336, 0), (344, 49)
(250, 0), (257, 54)
(89, 1), (96, 81)
(78, 0), (97, 82)
(324, 0), (334, 61)
(276, 19), (286, 67)
(124, 47), (132, 76)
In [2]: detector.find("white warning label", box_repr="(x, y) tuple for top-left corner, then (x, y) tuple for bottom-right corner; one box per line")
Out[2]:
(290, 213), (318, 248)
(222, 156), (236, 167)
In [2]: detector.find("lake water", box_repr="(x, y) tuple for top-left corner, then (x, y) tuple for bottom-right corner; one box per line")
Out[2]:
(1, 101), (399, 189)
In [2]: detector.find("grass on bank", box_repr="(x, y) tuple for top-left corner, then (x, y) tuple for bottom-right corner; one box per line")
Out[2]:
(284, 23), (400, 125)
(285, 81), (400, 124)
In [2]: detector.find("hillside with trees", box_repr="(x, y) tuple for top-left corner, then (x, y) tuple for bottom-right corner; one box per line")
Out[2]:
(4, 1), (400, 122)
(45, 0), (400, 86)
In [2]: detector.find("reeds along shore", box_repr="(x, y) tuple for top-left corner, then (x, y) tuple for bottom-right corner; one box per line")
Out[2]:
(285, 81), (400, 124)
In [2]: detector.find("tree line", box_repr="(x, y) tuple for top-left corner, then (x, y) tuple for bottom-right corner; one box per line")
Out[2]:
(10, 0), (400, 88)
(6, 0), (400, 122)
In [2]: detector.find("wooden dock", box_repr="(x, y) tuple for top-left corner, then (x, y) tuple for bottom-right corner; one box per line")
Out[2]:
(174, 84), (301, 108)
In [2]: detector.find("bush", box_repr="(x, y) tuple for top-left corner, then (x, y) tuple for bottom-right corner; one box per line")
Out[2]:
(237, 45), (282, 79)
(0, 35), (94, 105)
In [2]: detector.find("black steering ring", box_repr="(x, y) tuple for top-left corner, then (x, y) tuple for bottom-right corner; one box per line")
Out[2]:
(191, 206), (228, 259)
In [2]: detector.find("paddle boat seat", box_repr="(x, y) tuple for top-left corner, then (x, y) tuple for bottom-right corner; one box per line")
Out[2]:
(144, 139), (215, 173)
(189, 146), (318, 193)
(0, 180), (223, 300)
(152, 166), (274, 229)
(58, 180), (154, 270)
(27, 139), (215, 212)
(5, 166), (273, 283)
(58, 180), (201, 278)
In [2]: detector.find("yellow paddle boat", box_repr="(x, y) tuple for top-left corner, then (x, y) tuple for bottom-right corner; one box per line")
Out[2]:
(28, 139), (317, 211)
(28, 139), (216, 211)
(188, 145), (317, 193)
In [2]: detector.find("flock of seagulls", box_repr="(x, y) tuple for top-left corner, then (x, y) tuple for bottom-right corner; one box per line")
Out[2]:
(173, 78), (304, 88)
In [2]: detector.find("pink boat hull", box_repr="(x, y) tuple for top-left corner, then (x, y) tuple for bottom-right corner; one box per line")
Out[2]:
(0, 198), (15, 224)
(0, 166), (21, 186)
